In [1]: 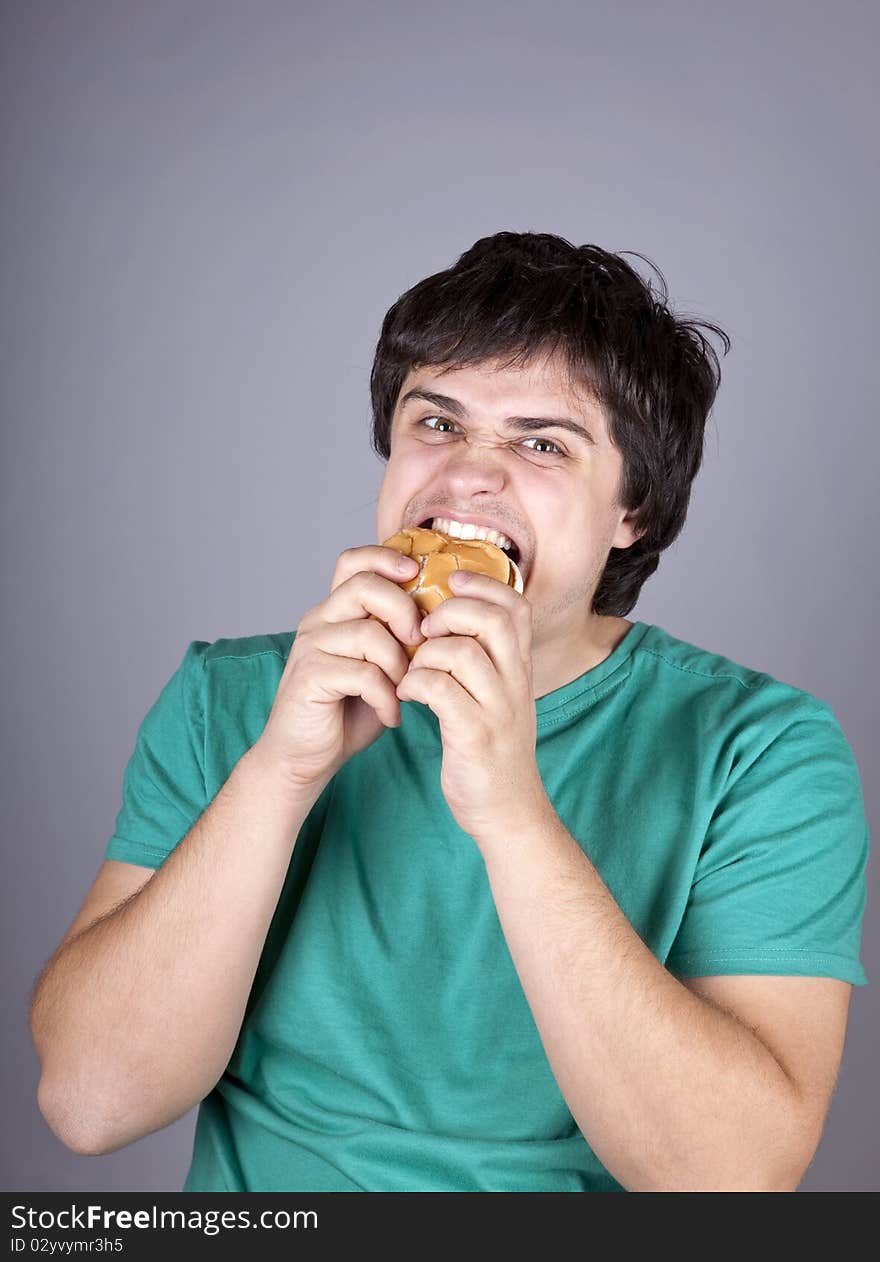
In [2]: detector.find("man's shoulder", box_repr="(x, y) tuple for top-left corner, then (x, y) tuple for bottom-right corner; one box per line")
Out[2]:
(638, 622), (838, 729)
(175, 632), (297, 742)
(196, 629), (296, 669)
(635, 623), (862, 812)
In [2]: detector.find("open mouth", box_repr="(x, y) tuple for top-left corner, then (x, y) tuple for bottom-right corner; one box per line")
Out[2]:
(417, 518), (522, 569)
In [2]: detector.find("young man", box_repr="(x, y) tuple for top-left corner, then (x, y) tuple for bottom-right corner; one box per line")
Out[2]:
(30, 232), (869, 1191)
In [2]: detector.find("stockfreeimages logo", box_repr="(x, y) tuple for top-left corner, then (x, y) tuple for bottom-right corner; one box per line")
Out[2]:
(11, 1203), (317, 1237)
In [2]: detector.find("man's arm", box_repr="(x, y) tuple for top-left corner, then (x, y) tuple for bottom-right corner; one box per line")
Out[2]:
(30, 744), (320, 1156)
(478, 802), (849, 1192)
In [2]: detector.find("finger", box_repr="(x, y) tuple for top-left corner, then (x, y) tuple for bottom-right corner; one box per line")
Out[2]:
(402, 634), (497, 707)
(314, 617), (413, 688)
(330, 544), (420, 595)
(420, 595), (528, 680)
(396, 664), (477, 733)
(303, 563), (425, 650)
(311, 650), (402, 728)
(442, 571), (532, 658)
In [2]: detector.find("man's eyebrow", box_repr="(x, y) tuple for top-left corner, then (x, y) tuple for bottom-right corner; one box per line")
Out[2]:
(399, 388), (597, 446)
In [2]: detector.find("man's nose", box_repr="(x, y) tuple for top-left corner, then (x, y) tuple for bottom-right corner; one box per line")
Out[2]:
(442, 438), (509, 487)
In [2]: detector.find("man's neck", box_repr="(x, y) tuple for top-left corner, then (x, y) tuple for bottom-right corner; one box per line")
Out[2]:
(531, 616), (634, 700)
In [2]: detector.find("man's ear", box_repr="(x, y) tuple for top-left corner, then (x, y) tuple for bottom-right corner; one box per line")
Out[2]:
(611, 506), (647, 550)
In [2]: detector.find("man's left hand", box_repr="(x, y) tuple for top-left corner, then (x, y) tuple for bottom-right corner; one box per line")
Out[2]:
(396, 568), (551, 847)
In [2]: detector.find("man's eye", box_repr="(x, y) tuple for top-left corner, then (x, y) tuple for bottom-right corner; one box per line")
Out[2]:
(524, 437), (564, 455)
(418, 416), (564, 456)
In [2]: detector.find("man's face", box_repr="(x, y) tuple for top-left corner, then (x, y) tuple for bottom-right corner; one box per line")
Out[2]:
(375, 350), (643, 653)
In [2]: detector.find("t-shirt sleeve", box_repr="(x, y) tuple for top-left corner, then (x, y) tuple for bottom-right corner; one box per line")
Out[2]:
(666, 706), (870, 986)
(104, 640), (210, 870)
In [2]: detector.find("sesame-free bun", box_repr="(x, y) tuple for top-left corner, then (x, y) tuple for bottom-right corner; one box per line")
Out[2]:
(380, 526), (524, 660)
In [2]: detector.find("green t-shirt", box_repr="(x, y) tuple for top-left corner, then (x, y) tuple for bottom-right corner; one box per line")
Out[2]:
(104, 620), (870, 1192)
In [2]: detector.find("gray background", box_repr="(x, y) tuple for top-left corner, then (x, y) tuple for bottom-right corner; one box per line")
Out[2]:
(2, 0), (877, 1192)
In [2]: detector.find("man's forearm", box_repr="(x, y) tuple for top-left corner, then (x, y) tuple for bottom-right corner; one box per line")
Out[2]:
(478, 801), (812, 1192)
(31, 743), (319, 1155)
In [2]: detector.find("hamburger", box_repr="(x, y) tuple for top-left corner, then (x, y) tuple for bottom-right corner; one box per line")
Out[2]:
(379, 525), (524, 660)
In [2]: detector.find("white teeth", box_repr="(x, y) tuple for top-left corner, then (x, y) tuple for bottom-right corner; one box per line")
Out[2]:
(429, 516), (516, 556)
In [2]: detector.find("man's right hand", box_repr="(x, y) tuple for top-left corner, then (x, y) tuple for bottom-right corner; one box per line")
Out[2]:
(254, 544), (426, 796)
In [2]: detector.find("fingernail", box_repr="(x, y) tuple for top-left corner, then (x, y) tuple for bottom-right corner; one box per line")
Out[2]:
(449, 570), (471, 587)
(397, 556), (418, 573)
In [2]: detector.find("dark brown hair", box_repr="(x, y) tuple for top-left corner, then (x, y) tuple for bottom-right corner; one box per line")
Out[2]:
(370, 231), (730, 616)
